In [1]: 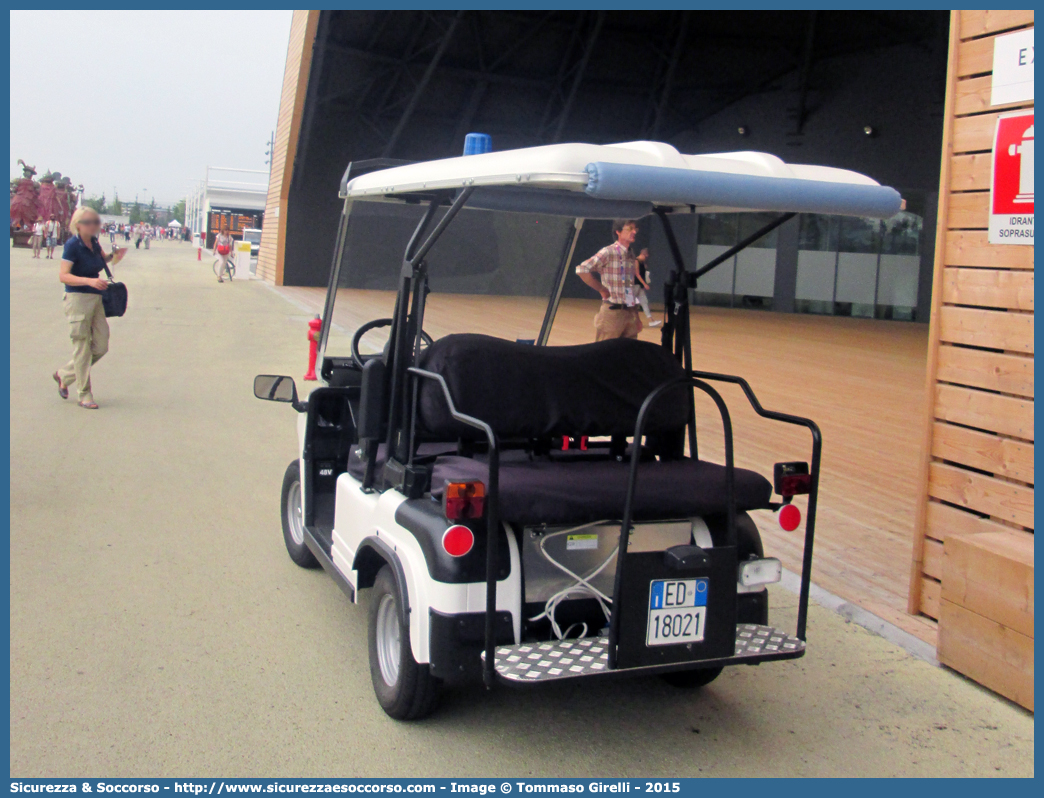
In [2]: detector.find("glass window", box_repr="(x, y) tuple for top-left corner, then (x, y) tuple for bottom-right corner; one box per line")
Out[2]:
(738, 212), (781, 248)
(697, 213), (738, 246)
(323, 202), (574, 357)
(694, 244), (735, 297)
(880, 211), (922, 256)
(694, 214), (737, 306)
(798, 214), (838, 251)
(835, 253), (879, 306)
(694, 213), (780, 310)
(796, 251), (837, 304)
(735, 247), (776, 298)
(838, 216), (881, 254)
(877, 205), (924, 320)
(796, 214), (838, 313)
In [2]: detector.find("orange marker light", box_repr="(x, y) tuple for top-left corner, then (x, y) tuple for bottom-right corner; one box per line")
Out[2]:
(443, 481), (486, 520)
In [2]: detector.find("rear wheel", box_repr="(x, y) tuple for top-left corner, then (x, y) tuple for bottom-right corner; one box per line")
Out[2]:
(281, 460), (319, 568)
(660, 666), (724, 689)
(368, 565), (440, 720)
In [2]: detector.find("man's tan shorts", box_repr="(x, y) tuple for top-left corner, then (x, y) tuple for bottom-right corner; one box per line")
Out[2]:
(594, 304), (641, 341)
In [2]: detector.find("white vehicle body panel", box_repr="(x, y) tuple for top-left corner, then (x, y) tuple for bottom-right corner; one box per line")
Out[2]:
(331, 471), (521, 664)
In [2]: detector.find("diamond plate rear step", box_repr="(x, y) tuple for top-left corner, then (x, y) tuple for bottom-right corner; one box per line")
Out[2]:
(485, 624), (805, 683)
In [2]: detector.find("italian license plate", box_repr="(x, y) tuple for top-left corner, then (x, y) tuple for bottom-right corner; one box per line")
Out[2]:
(646, 578), (708, 646)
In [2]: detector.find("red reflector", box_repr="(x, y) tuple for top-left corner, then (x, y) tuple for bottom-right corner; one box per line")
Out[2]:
(778, 503), (801, 532)
(442, 525), (475, 557)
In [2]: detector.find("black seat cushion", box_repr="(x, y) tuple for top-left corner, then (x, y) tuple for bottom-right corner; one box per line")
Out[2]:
(416, 334), (690, 440)
(430, 455), (773, 526)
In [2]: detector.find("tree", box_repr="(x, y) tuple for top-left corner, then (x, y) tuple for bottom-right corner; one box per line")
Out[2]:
(147, 197), (157, 224)
(111, 193), (122, 215)
(129, 202), (143, 224)
(171, 199), (186, 225)
(83, 193), (106, 213)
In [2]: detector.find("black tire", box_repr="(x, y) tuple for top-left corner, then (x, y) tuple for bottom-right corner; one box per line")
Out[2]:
(281, 460), (319, 568)
(660, 666), (724, 689)
(368, 565), (440, 720)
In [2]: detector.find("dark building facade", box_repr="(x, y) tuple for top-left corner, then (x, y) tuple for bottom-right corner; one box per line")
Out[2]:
(270, 10), (950, 322)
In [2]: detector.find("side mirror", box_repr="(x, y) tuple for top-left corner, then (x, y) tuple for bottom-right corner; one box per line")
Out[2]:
(254, 375), (306, 412)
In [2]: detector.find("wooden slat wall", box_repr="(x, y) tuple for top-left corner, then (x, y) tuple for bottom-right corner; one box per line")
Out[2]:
(908, 11), (1033, 708)
(257, 11), (320, 285)
(910, 10), (1035, 617)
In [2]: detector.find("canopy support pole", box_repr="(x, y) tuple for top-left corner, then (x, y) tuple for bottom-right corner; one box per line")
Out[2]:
(385, 188), (475, 474)
(383, 198), (442, 458)
(655, 209), (698, 460)
(316, 199), (354, 368)
(537, 218), (584, 346)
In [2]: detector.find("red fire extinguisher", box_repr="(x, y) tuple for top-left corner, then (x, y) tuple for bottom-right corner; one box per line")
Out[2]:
(304, 315), (322, 381)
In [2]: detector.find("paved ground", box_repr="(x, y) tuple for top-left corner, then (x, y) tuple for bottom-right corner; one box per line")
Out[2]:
(9, 241), (1033, 777)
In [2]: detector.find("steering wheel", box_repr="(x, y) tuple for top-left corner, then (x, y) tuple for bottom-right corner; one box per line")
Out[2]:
(351, 318), (434, 370)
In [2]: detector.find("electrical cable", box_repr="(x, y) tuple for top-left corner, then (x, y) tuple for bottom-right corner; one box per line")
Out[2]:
(527, 522), (619, 640)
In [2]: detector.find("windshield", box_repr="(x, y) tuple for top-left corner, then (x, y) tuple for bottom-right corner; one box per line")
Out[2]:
(322, 201), (577, 359)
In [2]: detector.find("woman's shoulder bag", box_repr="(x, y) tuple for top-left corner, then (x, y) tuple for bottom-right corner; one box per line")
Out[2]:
(101, 263), (128, 317)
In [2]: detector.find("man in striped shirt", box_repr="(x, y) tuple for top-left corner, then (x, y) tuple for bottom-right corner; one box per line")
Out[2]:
(576, 219), (647, 341)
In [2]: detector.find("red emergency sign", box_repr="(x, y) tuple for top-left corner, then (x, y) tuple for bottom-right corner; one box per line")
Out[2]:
(989, 111), (1034, 245)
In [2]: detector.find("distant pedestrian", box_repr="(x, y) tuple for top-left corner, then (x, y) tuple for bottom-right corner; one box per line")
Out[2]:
(45, 215), (60, 259)
(213, 227), (233, 283)
(633, 258), (661, 328)
(53, 207), (126, 410)
(31, 218), (44, 259)
(108, 224), (116, 245)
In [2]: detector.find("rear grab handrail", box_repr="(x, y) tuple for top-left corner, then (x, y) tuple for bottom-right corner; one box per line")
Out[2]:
(607, 376), (738, 669)
(689, 370), (822, 641)
(407, 367), (502, 688)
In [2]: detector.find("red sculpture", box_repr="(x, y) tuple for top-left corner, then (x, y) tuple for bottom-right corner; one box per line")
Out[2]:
(37, 171), (59, 224)
(54, 175), (74, 232)
(11, 161), (79, 244)
(10, 159), (39, 230)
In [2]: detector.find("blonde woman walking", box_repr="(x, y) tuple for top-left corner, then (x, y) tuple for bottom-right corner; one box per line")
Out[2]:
(53, 207), (125, 409)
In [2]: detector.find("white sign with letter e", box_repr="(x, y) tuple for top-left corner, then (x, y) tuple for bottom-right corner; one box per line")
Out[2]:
(989, 111), (1034, 245)
(991, 28), (1034, 106)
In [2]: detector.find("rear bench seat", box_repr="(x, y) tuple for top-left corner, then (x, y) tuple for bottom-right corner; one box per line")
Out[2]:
(410, 334), (772, 527)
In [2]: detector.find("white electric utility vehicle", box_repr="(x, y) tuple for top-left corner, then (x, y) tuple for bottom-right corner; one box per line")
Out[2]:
(254, 139), (902, 720)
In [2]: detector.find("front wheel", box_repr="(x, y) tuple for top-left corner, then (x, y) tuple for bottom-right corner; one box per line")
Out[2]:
(368, 565), (440, 720)
(660, 666), (724, 689)
(281, 460), (319, 568)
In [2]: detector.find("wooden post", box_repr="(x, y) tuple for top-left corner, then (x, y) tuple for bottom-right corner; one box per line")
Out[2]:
(908, 11), (961, 615)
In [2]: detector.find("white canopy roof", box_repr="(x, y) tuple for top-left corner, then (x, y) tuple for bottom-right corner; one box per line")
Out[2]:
(340, 140), (902, 219)
(167, 219), (182, 227)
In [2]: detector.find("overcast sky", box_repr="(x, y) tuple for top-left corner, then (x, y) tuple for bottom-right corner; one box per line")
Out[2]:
(10, 10), (292, 207)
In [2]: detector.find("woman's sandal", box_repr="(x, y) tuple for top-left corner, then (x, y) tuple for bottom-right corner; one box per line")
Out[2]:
(53, 372), (68, 400)
(78, 401), (99, 410)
